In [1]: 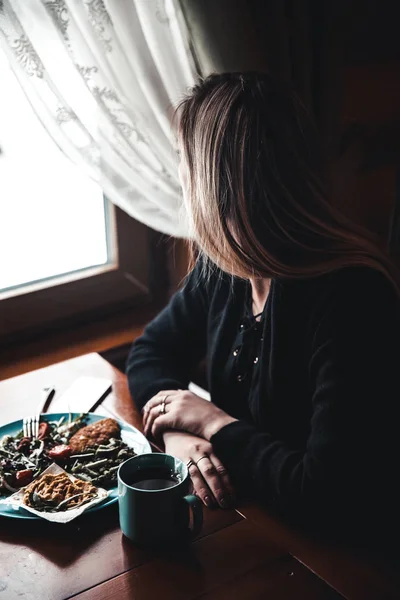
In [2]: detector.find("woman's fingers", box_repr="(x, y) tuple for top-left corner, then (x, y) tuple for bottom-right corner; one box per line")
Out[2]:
(187, 462), (216, 508)
(151, 413), (172, 439)
(142, 391), (176, 433)
(142, 391), (177, 415)
(143, 405), (164, 437)
(194, 455), (232, 508)
(143, 404), (161, 436)
(209, 455), (235, 504)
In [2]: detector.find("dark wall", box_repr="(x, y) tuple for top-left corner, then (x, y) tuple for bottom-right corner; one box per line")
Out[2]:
(180, 0), (400, 244)
(331, 0), (400, 242)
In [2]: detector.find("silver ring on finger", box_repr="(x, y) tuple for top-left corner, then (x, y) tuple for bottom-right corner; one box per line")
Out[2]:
(159, 394), (168, 415)
(195, 455), (208, 467)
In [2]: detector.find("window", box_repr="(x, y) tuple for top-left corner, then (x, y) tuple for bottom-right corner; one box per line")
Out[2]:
(0, 50), (155, 343)
(0, 46), (110, 293)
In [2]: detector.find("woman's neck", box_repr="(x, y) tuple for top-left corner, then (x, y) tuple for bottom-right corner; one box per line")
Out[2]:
(249, 277), (271, 317)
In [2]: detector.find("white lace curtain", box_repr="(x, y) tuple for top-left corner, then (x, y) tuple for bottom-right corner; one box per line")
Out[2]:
(0, 0), (197, 236)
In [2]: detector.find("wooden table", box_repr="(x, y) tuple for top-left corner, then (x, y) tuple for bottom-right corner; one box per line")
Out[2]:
(0, 353), (399, 600)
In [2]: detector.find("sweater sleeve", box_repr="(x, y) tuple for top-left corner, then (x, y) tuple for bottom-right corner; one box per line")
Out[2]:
(126, 260), (209, 412)
(211, 270), (400, 530)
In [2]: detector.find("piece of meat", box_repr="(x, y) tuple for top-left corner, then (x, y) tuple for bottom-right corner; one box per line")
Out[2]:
(69, 418), (120, 453)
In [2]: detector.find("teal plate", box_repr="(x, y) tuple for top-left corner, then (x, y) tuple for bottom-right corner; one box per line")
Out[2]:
(0, 412), (151, 519)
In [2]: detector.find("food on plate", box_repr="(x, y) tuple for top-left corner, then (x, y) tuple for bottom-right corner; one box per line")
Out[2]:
(15, 469), (34, 487)
(23, 472), (98, 512)
(0, 414), (137, 495)
(69, 418), (120, 453)
(48, 445), (72, 461)
(38, 422), (51, 440)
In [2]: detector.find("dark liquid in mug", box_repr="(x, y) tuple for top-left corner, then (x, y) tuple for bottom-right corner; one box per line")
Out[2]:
(126, 467), (181, 490)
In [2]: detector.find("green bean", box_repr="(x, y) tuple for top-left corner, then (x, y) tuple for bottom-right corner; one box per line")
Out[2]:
(71, 453), (95, 460)
(85, 459), (109, 470)
(96, 448), (118, 457)
(108, 465), (120, 473)
(74, 473), (92, 482)
(82, 467), (99, 478)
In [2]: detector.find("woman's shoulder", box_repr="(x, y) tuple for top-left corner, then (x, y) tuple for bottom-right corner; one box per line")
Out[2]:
(314, 266), (397, 304)
(282, 265), (396, 300)
(286, 266), (400, 331)
(184, 258), (242, 298)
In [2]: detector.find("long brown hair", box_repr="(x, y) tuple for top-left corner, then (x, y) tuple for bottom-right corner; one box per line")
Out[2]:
(176, 72), (398, 287)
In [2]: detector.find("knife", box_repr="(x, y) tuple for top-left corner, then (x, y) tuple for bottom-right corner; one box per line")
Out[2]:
(37, 386), (56, 415)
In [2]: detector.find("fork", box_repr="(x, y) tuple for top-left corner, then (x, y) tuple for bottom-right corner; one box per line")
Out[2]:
(23, 386), (56, 439)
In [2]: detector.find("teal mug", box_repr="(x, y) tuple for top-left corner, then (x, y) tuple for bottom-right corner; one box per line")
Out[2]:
(118, 453), (203, 547)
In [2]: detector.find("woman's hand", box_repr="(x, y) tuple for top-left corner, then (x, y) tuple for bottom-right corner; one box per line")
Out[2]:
(142, 389), (237, 441)
(162, 430), (235, 509)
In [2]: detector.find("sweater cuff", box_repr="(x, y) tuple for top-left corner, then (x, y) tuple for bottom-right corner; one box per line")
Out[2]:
(210, 420), (257, 469)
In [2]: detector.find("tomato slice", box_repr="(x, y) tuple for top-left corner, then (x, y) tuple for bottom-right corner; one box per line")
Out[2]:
(15, 469), (33, 487)
(48, 445), (72, 461)
(38, 422), (51, 440)
(16, 437), (31, 452)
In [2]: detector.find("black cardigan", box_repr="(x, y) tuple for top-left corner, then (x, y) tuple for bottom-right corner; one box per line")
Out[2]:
(127, 262), (400, 538)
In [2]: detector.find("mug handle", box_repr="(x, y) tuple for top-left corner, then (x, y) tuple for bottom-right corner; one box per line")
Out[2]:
(183, 494), (203, 538)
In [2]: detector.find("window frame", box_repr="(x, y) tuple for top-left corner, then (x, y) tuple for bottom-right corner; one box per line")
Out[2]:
(0, 201), (167, 345)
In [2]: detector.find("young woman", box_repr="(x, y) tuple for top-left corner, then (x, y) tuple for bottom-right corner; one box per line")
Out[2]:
(127, 73), (400, 539)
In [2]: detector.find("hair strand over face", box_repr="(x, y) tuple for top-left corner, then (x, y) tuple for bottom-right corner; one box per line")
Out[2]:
(176, 72), (399, 290)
